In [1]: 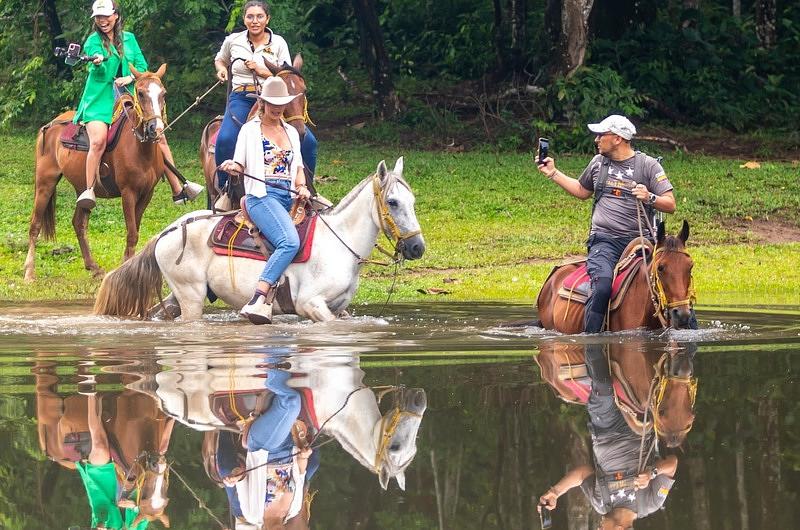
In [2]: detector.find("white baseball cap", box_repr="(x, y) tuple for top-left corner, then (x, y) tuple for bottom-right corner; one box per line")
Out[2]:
(91, 0), (116, 18)
(587, 114), (637, 140)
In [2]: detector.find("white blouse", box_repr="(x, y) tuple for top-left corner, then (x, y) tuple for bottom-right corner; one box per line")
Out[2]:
(233, 117), (304, 198)
(215, 29), (291, 88)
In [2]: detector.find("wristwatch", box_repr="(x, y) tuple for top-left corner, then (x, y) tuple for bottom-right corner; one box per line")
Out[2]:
(647, 192), (657, 205)
(650, 466), (659, 479)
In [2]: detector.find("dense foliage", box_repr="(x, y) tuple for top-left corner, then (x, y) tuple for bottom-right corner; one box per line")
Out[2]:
(0, 1), (798, 141)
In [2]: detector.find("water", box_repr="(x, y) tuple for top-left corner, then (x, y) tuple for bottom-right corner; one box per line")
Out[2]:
(0, 302), (798, 529)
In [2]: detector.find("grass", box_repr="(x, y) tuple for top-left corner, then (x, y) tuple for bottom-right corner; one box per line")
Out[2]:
(2, 129), (799, 307)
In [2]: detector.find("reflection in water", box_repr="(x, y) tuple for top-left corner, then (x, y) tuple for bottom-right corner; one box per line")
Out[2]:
(34, 346), (428, 529)
(536, 339), (698, 528)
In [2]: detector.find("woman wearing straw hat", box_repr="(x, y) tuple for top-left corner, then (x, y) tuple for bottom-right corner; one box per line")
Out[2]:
(219, 76), (311, 324)
(214, 0), (319, 192)
(73, 0), (203, 210)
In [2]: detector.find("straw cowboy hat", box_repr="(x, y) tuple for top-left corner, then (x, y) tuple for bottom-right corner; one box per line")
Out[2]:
(258, 77), (301, 105)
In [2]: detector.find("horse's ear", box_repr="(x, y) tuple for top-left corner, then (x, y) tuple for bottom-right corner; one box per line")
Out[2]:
(159, 512), (171, 528)
(378, 466), (390, 490)
(656, 220), (666, 247)
(678, 220), (689, 245)
(377, 160), (388, 182)
(395, 471), (406, 491)
(129, 64), (141, 79)
(393, 156), (404, 176)
(263, 58), (281, 76)
(293, 53), (303, 71)
(154, 63), (168, 79)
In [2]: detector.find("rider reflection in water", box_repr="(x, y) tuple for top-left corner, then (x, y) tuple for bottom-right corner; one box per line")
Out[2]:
(538, 344), (678, 529)
(215, 361), (318, 529)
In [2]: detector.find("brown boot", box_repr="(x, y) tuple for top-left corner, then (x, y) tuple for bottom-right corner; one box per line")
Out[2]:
(239, 283), (277, 325)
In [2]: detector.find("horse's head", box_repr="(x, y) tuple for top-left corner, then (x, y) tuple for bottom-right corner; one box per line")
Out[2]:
(129, 63), (168, 142)
(653, 347), (698, 447)
(120, 452), (171, 528)
(373, 387), (427, 490)
(653, 220), (695, 328)
(264, 54), (310, 140)
(372, 157), (426, 260)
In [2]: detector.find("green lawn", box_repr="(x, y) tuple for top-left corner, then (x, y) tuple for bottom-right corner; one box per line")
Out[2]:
(2, 130), (799, 306)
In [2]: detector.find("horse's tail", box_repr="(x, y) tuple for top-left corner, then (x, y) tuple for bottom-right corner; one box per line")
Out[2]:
(94, 238), (162, 318)
(35, 129), (58, 241)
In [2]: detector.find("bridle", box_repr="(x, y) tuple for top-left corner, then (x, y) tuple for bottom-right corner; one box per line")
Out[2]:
(648, 247), (697, 328)
(276, 69), (315, 126)
(372, 386), (424, 473)
(112, 75), (167, 143)
(650, 353), (698, 438)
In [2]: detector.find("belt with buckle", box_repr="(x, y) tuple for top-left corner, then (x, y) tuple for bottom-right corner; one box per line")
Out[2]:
(232, 84), (258, 93)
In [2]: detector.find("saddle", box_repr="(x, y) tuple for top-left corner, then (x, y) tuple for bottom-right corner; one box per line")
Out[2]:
(555, 238), (653, 310)
(206, 115), (223, 154)
(58, 98), (133, 152)
(208, 200), (317, 263)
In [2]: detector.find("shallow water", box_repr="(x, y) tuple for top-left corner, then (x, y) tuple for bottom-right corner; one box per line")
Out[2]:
(0, 302), (798, 529)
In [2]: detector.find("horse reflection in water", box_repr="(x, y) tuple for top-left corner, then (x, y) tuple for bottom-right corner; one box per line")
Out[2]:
(137, 349), (427, 491)
(536, 339), (697, 447)
(34, 360), (175, 528)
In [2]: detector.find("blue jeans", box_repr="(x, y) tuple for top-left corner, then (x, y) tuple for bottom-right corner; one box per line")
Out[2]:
(301, 128), (317, 177)
(584, 233), (635, 333)
(244, 185), (299, 286)
(215, 90), (257, 189)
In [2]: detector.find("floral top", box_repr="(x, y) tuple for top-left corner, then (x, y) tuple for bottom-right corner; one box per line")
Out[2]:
(262, 136), (293, 179)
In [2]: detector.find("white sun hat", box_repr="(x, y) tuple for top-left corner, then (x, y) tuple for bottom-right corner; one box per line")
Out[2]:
(587, 114), (637, 140)
(91, 0), (116, 17)
(258, 77), (301, 105)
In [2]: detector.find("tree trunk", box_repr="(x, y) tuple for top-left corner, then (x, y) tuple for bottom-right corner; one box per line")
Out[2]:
(492, 0), (506, 75)
(509, 0), (528, 74)
(758, 398), (780, 527)
(688, 455), (712, 530)
(556, 0), (595, 78)
(352, 0), (399, 119)
(41, 0), (70, 78)
(683, 0), (700, 8)
(755, 0), (777, 49)
(732, 0), (741, 20)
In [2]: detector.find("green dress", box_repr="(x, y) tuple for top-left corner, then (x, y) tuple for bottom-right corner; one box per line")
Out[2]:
(73, 31), (148, 125)
(75, 461), (150, 530)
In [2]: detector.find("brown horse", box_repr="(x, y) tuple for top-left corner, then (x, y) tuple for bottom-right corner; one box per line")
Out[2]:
(200, 54), (311, 207)
(34, 362), (175, 527)
(536, 221), (695, 333)
(24, 64), (170, 281)
(535, 339), (697, 447)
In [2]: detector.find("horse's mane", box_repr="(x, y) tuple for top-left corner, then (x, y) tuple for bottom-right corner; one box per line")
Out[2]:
(325, 172), (411, 217)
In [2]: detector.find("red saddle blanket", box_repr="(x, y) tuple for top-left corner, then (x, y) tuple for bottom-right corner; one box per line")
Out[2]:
(59, 110), (129, 152)
(208, 386), (319, 433)
(557, 253), (646, 310)
(208, 211), (317, 262)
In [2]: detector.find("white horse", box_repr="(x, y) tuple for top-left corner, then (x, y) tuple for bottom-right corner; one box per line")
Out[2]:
(93, 158), (425, 321)
(131, 349), (427, 490)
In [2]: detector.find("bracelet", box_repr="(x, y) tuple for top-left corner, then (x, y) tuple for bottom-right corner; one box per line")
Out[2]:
(650, 466), (659, 479)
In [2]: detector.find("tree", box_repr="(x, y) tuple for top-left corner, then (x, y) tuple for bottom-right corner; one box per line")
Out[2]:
(755, 0), (777, 48)
(553, 0), (596, 79)
(352, 0), (399, 119)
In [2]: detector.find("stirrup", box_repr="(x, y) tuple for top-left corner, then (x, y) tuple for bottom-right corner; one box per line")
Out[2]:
(76, 187), (96, 210)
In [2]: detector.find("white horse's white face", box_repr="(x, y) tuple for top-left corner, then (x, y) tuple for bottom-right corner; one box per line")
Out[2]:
(375, 387), (428, 491)
(375, 157), (426, 260)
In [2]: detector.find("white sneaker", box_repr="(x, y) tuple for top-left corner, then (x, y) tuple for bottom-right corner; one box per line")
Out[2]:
(76, 187), (96, 210)
(240, 291), (273, 325)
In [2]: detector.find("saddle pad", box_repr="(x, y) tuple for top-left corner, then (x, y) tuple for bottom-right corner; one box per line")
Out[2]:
(557, 362), (642, 413)
(209, 128), (220, 153)
(557, 257), (644, 308)
(59, 108), (129, 152)
(208, 390), (272, 428)
(209, 211), (317, 262)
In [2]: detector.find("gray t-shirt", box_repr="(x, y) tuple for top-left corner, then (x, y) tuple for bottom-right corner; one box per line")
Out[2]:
(578, 154), (673, 238)
(579, 428), (675, 516)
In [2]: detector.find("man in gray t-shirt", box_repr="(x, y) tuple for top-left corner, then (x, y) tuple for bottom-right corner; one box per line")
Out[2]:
(535, 115), (677, 333)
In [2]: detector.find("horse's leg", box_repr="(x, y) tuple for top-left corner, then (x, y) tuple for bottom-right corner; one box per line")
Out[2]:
(168, 283), (206, 321)
(148, 292), (182, 320)
(24, 159), (62, 282)
(72, 206), (104, 277)
(121, 189), (140, 261)
(297, 295), (337, 322)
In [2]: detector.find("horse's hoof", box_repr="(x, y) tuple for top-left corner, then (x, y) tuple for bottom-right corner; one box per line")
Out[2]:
(91, 268), (106, 279)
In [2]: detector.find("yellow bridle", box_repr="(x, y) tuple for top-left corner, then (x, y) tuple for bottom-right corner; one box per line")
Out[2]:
(649, 247), (697, 326)
(111, 78), (168, 141)
(371, 173), (422, 253)
(650, 353), (698, 438)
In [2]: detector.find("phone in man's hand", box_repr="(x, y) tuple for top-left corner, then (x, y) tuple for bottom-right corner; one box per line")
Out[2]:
(537, 137), (550, 165)
(539, 505), (553, 529)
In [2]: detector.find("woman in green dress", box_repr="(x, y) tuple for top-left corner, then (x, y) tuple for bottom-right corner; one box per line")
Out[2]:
(74, 0), (203, 210)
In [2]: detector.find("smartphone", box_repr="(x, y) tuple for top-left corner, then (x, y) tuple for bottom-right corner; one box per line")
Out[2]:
(537, 137), (550, 165)
(539, 505), (553, 529)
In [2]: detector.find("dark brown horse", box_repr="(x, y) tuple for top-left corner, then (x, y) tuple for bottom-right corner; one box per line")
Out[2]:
(536, 221), (695, 333)
(24, 64), (170, 281)
(535, 340), (697, 447)
(200, 54), (310, 207)
(34, 362), (175, 527)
